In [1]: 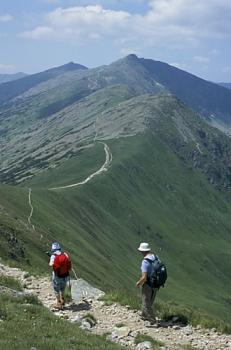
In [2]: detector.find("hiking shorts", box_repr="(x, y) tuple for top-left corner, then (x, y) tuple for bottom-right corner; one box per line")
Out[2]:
(52, 274), (69, 295)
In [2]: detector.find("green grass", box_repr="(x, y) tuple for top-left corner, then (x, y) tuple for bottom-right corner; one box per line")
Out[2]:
(0, 292), (125, 350)
(25, 143), (105, 189)
(0, 132), (231, 326)
(0, 275), (23, 291)
(102, 290), (140, 309)
(158, 301), (231, 334)
(135, 334), (164, 349)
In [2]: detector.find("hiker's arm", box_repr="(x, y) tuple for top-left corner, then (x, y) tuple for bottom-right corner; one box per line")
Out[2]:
(136, 272), (147, 287)
(49, 255), (55, 267)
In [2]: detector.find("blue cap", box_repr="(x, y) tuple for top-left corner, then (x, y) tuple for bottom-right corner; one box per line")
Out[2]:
(51, 242), (61, 252)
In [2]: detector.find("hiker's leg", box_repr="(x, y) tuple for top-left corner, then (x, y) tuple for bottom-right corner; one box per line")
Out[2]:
(60, 277), (68, 305)
(52, 275), (61, 308)
(55, 294), (61, 305)
(151, 288), (158, 306)
(60, 291), (65, 305)
(150, 288), (158, 318)
(141, 284), (155, 321)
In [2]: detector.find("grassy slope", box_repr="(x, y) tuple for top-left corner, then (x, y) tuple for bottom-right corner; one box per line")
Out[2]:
(25, 142), (105, 189)
(0, 132), (230, 323)
(0, 292), (124, 350)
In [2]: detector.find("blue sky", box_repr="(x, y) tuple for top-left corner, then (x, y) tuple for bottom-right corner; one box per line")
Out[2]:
(0, 0), (231, 82)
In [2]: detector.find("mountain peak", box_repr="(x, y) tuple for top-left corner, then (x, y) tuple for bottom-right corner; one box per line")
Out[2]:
(125, 54), (139, 60)
(50, 61), (88, 73)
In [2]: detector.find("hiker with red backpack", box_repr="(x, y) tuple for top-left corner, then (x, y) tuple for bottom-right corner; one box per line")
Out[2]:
(49, 242), (72, 309)
(136, 242), (167, 325)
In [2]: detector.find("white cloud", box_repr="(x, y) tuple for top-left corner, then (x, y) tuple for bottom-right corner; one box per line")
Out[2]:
(0, 14), (13, 22)
(20, 0), (231, 49)
(21, 26), (54, 39)
(46, 6), (131, 30)
(148, 0), (231, 37)
(193, 56), (210, 64)
(21, 5), (131, 41)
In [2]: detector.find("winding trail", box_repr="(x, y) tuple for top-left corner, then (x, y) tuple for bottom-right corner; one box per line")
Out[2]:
(27, 188), (35, 230)
(48, 142), (112, 190)
(27, 109), (112, 223)
(196, 142), (203, 154)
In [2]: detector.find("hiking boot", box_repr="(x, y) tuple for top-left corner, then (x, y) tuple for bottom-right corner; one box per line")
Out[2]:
(141, 316), (155, 322)
(52, 302), (62, 310)
(141, 315), (158, 325)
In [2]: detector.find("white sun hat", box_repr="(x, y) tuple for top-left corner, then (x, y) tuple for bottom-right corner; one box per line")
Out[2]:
(138, 242), (151, 252)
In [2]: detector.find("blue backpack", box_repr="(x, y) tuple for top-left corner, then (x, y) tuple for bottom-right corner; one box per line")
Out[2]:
(145, 256), (167, 289)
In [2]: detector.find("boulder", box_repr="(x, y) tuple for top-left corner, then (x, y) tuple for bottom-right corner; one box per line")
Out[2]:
(71, 279), (104, 303)
(112, 326), (131, 338)
(80, 320), (92, 331)
(136, 341), (152, 350)
(69, 315), (82, 323)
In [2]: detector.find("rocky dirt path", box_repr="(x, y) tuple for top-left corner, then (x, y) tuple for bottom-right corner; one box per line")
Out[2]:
(48, 142), (112, 190)
(0, 263), (230, 350)
(27, 188), (35, 231)
(27, 140), (112, 228)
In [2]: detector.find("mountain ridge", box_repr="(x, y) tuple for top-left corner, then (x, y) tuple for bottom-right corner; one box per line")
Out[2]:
(1, 89), (231, 191)
(0, 55), (231, 326)
(0, 62), (87, 105)
(1, 54), (231, 134)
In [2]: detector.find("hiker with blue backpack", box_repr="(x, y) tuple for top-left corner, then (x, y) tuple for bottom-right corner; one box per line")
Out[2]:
(136, 242), (167, 324)
(48, 242), (72, 310)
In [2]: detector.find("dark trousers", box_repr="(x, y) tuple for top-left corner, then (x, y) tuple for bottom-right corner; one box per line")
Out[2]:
(141, 283), (158, 321)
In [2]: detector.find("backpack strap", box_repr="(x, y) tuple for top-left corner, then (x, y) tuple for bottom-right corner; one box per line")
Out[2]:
(144, 256), (159, 264)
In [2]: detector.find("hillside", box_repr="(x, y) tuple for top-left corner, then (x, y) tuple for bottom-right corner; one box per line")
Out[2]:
(0, 62), (87, 105)
(137, 57), (231, 126)
(1, 55), (231, 329)
(1, 56), (231, 177)
(0, 91), (231, 324)
(1, 87), (231, 189)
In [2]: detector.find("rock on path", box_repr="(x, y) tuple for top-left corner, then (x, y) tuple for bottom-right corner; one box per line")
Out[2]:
(0, 263), (230, 350)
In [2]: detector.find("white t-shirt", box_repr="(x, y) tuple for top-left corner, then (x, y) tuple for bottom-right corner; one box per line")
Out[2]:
(49, 250), (61, 266)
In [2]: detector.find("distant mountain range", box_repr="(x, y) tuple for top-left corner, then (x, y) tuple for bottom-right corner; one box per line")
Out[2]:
(0, 55), (230, 133)
(0, 55), (231, 325)
(0, 54), (231, 184)
(0, 62), (87, 104)
(0, 72), (27, 84)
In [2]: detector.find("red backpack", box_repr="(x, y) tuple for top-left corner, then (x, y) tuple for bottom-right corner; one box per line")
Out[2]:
(53, 252), (72, 278)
